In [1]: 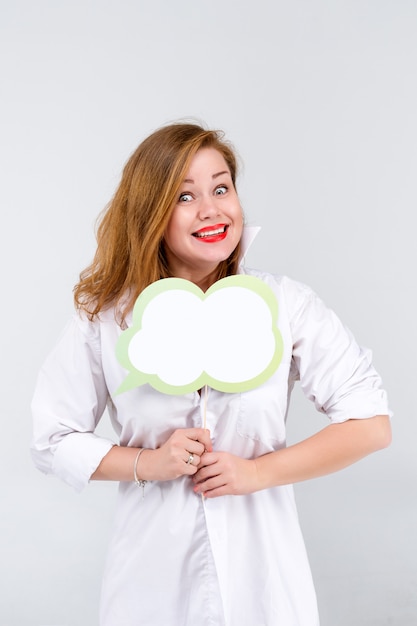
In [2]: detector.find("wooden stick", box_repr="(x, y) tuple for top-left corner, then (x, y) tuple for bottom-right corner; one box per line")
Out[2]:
(203, 384), (208, 429)
(201, 384), (209, 501)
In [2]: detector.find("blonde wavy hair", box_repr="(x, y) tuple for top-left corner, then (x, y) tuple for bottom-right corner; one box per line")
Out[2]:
(73, 122), (242, 322)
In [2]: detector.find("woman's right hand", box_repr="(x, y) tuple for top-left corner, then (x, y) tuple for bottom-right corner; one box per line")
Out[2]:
(140, 428), (212, 482)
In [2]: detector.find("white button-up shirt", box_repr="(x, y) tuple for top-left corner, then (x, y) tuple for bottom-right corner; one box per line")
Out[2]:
(31, 267), (390, 626)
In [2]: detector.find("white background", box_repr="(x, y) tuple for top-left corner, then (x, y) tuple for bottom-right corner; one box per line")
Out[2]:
(1, 1), (416, 624)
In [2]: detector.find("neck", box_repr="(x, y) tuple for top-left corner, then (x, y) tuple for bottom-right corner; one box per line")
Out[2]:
(191, 267), (220, 292)
(168, 266), (220, 292)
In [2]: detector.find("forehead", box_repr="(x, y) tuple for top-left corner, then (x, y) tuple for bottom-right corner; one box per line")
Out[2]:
(184, 148), (230, 179)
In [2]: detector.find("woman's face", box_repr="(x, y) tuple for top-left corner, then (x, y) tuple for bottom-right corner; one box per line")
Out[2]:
(163, 147), (243, 285)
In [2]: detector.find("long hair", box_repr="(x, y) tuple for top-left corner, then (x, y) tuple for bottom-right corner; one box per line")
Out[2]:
(73, 122), (242, 322)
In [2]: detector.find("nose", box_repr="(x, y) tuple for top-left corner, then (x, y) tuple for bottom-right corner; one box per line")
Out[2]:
(198, 195), (220, 220)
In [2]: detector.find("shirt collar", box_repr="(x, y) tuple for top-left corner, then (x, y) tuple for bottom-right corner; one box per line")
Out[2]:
(239, 225), (261, 264)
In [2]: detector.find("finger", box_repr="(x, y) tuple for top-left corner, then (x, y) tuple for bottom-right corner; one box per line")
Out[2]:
(183, 458), (199, 476)
(193, 475), (226, 495)
(184, 451), (198, 466)
(185, 428), (213, 452)
(185, 451), (207, 474)
(200, 484), (230, 498)
(196, 452), (217, 469)
(193, 459), (220, 484)
(185, 441), (205, 457)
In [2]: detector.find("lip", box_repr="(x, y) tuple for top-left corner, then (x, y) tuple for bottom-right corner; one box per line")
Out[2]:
(192, 223), (229, 243)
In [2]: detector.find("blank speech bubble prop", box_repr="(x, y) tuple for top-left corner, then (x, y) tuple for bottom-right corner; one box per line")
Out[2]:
(116, 275), (283, 395)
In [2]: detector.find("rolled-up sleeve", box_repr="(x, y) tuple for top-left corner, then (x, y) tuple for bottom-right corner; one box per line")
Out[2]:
(288, 280), (391, 423)
(31, 315), (115, 491)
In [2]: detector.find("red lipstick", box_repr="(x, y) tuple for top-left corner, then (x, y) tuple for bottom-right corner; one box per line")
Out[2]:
(192, 224), (228, 243)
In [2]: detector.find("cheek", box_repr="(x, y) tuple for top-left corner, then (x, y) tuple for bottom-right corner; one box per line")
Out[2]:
(235, 207), (244, 232)
(164, 212), (183, 248)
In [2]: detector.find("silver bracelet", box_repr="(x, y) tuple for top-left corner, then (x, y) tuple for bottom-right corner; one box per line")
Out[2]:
(133, 448), (147, 498)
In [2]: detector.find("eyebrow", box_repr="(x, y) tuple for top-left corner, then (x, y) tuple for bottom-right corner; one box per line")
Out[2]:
(183, 170), (230, 184)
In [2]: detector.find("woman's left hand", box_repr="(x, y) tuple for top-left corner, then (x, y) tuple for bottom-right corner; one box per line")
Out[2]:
(192, 415), (391, 498)
(192, 451), (259, 498)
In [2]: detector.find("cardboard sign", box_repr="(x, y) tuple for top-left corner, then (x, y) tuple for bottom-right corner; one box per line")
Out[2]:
(116, 275), (283, 395)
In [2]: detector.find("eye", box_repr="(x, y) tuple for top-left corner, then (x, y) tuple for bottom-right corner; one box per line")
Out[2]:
(178, 192), (193, 203)
(214, 185), (228, 195)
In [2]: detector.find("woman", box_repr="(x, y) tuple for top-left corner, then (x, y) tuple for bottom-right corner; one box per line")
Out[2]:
(31, 122), (391, 625)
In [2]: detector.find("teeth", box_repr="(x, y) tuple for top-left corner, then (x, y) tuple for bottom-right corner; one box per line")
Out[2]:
(195, 226), (226, 238)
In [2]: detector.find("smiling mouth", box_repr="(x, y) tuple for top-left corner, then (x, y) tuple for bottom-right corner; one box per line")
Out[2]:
(193, 225), (228, 239)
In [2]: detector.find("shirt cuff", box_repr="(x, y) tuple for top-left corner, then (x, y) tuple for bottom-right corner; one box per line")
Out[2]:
(52, 432), (116, 492)
(326, 388), (392, 424)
